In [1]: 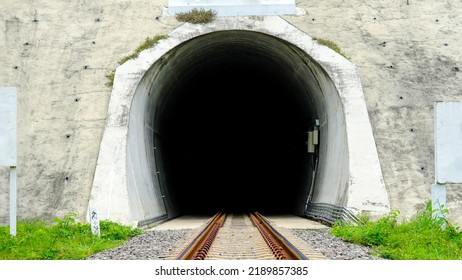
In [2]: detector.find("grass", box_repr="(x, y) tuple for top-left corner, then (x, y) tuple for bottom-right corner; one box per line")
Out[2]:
(106, 71), (115, 87)
(175, 8), (217, 24)
(117, 35), (168, 65)
(106, 34), (168, 87)
(332, 202), (462, 260)
(6, 203), (459, 260)
(312, 37), (350, 59)
(0, 212), (142, 260)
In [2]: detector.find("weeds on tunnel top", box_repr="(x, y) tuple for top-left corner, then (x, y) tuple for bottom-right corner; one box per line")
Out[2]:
(0, 212), (142, 260)
(312, 37), (350, 60)
(332, 202), (462, 260)
(175, 8), (217, 24)
(117, 35), (169, 65)
(106, 34), (169, 87)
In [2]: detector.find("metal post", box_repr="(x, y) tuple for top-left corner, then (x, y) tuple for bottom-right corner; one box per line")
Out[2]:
(9, 166), (17, 236)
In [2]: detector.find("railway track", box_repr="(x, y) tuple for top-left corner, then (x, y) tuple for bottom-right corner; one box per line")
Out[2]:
(173, 212), (325, 260)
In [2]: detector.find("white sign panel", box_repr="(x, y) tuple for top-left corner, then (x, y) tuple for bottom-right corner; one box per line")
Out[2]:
(0, 87), (17, 166)
(435, 101), (462, 184)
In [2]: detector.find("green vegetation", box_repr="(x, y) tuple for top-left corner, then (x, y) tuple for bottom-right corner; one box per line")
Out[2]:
(332, 202), (462, 260)
(106, 71), (115, 87)
(106, 34), (168, 87)
(312, 37), (350, 59)
(175, 8), (217, 24)
(0, 212), (142, 260)
(117, 35), (169, 65)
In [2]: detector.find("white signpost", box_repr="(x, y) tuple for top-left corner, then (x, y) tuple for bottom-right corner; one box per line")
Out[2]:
(0, 87), (17, 236)
(89, 206), (101, 237)
(434, 101), (462, 221)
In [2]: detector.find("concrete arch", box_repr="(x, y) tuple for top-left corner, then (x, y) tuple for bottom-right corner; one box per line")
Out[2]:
(89, 16), (390, 226)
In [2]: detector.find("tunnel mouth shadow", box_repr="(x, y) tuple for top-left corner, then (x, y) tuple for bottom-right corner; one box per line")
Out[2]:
(155, 31), (316, 216)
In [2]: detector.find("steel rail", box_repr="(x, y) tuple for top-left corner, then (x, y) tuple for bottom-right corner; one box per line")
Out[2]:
(176, 212), (308, 260)
(249, 212), (308, 260)
(175, 212), (226, 260)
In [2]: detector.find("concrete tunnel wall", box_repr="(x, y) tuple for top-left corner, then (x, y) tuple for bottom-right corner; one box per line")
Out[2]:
(88, 16), (390, 226)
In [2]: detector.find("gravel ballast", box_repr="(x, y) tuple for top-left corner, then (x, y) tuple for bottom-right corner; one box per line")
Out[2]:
(87, 229), (193, 260)
(292, 228), (383, 260)
(87, 227), (383, 260)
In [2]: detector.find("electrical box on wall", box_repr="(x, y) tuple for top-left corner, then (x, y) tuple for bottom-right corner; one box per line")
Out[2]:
(307, 131), (315, 153)
(307, 120), (319, 154)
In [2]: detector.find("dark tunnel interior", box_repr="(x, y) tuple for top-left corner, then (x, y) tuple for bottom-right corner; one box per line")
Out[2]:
(155, 33), (317, 216)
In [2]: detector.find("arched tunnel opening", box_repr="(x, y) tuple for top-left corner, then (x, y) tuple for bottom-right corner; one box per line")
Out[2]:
(90, 19), (390, 225)
(154, 31), (318, 216)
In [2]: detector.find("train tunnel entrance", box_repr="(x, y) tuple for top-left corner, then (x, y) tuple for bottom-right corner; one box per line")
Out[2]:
(157, 47), (313, 214)
(89, 16), (390, 226)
